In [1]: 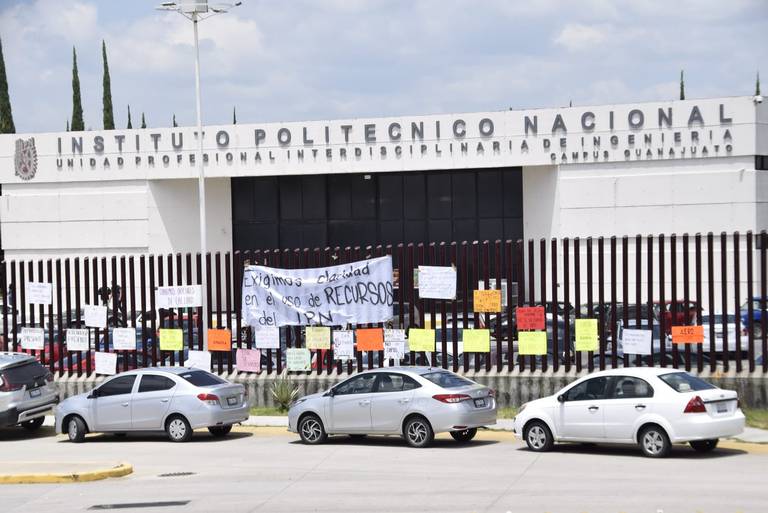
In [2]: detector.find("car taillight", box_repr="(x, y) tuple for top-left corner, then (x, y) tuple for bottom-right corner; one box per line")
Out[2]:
(45, 372), (54, 382)
(488, 389), (495, 398)
(432, 394), (471, 403)
(197, 393), (219, 405)
(684, 395), (707, 413)
(0, 377), (23, 392)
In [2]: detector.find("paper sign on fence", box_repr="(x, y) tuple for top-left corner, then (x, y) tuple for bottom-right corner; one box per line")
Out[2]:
(186, 350), (212, 370)
(235, 348), (261, 373)
(417, 266), (456, 299)
(333, 330), (354, 360)
(20, 327), (44, 350)
(384, 329), (406, 342)
(112, 327), (136, 351)
(208, 329), (232, 352)
(159, 328), (184, 351)
(286, 348), (311, 371)
(473, 289), (502, 313)
(518, 331), (548, 355)
(252, 326), (280, 349)
(575, 318), (599, 351)
(672, 325), (704, 344)
(462, 329), (491, 353)
(84, 304), (107, 329)
(66, 328), (89, 352)
(356, 328), (384, 351)
(384, 340), (406, 360)
(517, 306), (545, 331)
(408, 328), (435, 352)
(622, 329), (652, 355)
(25, 282), (52, 305)
(95, 351), (117, 375)
(155, 285), (202, 309)
(305, 326), (331, 350)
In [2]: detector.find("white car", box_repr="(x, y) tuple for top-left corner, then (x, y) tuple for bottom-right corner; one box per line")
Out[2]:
(513, 368), (744, 457)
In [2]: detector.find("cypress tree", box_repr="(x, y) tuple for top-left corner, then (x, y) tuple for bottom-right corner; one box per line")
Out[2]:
(66, 119), (69, 131)
(126, 105), (132, 129)
(0, 37), (15, 134)
(173, 114), (177, 127)
(141, 112), (146, 129)
(679, 70), (685, 100)
(102, 40), (114, 129)
(71, 47), (84, 131)
(757, 71), (761, 96)
(233, 106), (237, 124)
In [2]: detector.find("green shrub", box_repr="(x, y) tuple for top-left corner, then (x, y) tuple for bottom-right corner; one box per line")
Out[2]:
(271, 373), (299, 412)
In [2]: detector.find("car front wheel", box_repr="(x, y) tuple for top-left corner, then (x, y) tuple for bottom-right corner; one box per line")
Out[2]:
(450, 428), (477, 443)
(639, 425), (671, 458)
(524, 421), (554, 452)
(208, 425), (233, 438)
(298, 414), (327, 445)
(67, 416), (87, 443)
(166, 415), (193, 443)
(404, 416), (434, 448)
(690, 439), (718, 452)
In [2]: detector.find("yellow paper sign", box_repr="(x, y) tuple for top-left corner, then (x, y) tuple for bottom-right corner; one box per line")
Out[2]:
(159, 328), (184, 351)
(575, 319), (599, 351)
(305, 326), (331, 350)
(518, 331), (547, 355)
(473, 289), (502, 313)
(408, 328), (435, 352)
(462, 329), (490, 353)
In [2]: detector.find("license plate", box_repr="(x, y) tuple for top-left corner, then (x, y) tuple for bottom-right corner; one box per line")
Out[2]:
(474, 398), (485, 408)
(30, 388), (41, 398)
(227, 396), (238, 406)
(716, 402), (728, 413)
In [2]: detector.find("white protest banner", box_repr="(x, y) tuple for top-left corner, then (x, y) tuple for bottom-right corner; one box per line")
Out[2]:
(21, 327), (44, 350)
(66, 329), (90, 351)
(112, 328), (136, 351)
(242, 256), (394, 327)
(286, 348), (311, 371)
(84, 304), (107, 328)
(252, 326), (280, 349)
(95, 351), (117, 375)
(332, 330), (354, 360)
(384, 340), (406, 360)
(418, 266), (456, 300)
(155, 285), (203, 309)
(186, 349), (212, 370)
(25, 282), (52, 305)
(622, 328), (653, 355)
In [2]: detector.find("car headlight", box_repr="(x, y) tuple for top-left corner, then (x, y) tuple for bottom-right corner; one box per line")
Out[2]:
(289, 398), (307, 409)
(517, 403), (528, 415)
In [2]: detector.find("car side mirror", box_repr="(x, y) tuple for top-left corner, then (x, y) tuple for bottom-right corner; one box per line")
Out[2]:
(557, 394), (565, 403)
(324, 389), (335, 398)
(88, 389), (100, 399)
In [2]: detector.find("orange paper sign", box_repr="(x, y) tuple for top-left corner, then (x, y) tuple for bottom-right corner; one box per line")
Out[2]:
(473, 289), (502, 313)
(208, 329), (232, 352)
(356, 328), (384, 351)
(671, 325), (704, 344)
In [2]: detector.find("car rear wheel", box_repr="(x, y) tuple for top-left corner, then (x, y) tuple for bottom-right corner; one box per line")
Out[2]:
(166, 415), (193, 443)
(208, 425), (233, 437)
(524, 421), (554, 452)
(21, 417), (45, 431)
(690, 439), (718, 452)
(404, 416), (434, 448)
(450, 428), (478, 443)
(639, 425), (671, 458)
(67, 416), (87, 443)
(298, 414), (327, 445)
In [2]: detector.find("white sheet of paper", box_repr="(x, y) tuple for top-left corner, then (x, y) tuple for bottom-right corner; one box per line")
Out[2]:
(25, 282), (52, 305)
(112, 327), (136, 351)
(155, 285), (203, 309)
(332, 330), (354, 360)
(186, 349), (212, 370)
(622, 328), (652, 355)
(384, 340), (406, 360)
(417, 266), (457, 299)
(66, 328), (90, 351)
(286, 348), (311, 371)
(84, 304), (107, 329)
(252, 326), (280, 349)
(20, 327), (44, 350)
(94, 351), (117, 375)
(384, 328), (406, 342)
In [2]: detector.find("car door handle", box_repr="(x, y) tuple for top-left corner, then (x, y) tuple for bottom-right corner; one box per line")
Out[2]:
(161, 399), (169, 403)
(358, 400), (371, 406)
(588, 405), (599, 411)
(398, 399), (410, 404)
(121, 402), (129, 407)
(635, 404), (646, 410)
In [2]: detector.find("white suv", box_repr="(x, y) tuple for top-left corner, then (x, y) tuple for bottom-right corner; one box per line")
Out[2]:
(0, 352), (59, 431)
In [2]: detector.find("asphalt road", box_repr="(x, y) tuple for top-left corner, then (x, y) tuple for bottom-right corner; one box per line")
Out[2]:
(1, 425), (766, 513)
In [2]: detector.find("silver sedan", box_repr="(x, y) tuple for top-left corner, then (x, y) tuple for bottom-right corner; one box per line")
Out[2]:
(288, 367), (497, 447)
(55, 367), (248, 443)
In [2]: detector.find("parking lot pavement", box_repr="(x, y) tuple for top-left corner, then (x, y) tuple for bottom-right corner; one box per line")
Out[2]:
(1, 426), (766, 513)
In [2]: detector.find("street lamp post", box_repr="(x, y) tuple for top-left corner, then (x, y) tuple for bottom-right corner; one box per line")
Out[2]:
(156, 1), (242, 351)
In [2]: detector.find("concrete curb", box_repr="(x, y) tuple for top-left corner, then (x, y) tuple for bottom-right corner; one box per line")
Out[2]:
(0, 462), (133, 485)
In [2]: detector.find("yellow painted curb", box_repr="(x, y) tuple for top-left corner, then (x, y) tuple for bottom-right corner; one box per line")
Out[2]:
(0, 462), (133, 484)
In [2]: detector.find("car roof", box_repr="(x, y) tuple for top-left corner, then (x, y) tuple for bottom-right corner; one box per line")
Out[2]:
(0, 352), (38, 369)
(585, 367), (685, 378)
(354, 366), (451, 376)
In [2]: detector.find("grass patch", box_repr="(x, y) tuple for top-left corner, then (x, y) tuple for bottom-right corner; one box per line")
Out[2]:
(497, 407), (517, 419)
(743, 408), (768, 430)
(250, 406), (285, 417)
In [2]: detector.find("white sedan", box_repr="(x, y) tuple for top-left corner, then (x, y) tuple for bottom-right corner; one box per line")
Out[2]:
(513, 368), (744, 457)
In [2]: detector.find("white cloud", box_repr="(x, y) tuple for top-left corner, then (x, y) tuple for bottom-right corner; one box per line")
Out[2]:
(554, 23), (609, 52)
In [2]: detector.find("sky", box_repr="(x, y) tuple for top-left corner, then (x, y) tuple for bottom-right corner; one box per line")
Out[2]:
(0, 0), (766, 134)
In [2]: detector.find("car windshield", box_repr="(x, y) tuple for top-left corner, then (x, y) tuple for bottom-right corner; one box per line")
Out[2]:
(178, 370), (226, 386)
(659, 372), (715, 393)
(421, 371), (473, 388)
(1, 361), (47, 385)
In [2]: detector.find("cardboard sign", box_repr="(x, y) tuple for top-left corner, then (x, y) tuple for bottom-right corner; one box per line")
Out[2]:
(20, 327), (44, 350)
(66, 328), (89, 352)
(622, 328), (652, 355)
(235, 348), (261, 373)
(25, 282), (52, 305)
(333, 330), (355, 360)
(252, 326), (280, 349)
(208, 329), (232, 352)
(155, 285), (202, 309)
(356, 328), (384, 351)
(286, 348), (311, 371)
(95, 351), (117, 375)
(473, 289), (502, 313)
(575, 318), (599, 351)
(417, 265), (457, 299)
(672, 325), (704, 344)
(112, 327), (136, 351)
(159, 328), (184, 351)
(408, 328), (435, 352)
(518, 331), (547, 355)
(305, 326), (331, 350)
(517, 306), (545, 331)
(186, 349), (211, 370)
(462, 329), (490, 353)
(84, 304), (107, 329)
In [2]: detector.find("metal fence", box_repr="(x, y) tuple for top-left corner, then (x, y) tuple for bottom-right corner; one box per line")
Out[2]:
(1, 230), (766, 377)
